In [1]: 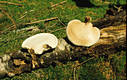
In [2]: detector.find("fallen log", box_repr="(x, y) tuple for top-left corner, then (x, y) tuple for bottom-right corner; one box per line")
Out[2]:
(0, 23), (126, 78)
(0, 9), (126, 78)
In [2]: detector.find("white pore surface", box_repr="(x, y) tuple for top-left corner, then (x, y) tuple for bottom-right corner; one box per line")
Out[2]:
(22, 33), (58, 54)
(66, 19), (100, 46)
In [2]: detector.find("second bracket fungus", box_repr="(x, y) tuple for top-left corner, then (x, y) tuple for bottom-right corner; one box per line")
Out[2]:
(22, 33), (58, 54)
(66, 16), (100, 47)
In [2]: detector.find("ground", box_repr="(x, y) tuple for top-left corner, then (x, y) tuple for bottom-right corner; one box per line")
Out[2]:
(0, 0), (126, 80)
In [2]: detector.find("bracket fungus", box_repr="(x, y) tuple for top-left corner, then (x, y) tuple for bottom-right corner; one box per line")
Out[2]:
(66, 16), (100, 46)
(22, 33), (58, 54)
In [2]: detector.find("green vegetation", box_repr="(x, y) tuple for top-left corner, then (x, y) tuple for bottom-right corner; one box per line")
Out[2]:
(0, 0), (110, 54)
(0, 0), (126, 80)
(2, 51), (126, 80)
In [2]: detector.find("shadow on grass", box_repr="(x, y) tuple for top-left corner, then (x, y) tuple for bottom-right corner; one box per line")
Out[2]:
(72, 0), (99, 8)
(93, 4), (126, 29)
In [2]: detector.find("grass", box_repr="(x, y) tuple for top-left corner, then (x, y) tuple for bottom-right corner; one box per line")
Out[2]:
(0, 0), (110, 54)
(0, 0), (126, 79)
(2, 51), (126, 80)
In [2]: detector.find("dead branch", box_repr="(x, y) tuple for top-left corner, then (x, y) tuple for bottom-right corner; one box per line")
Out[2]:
(0, 8), (16, 29)
(73, 57), (95, 80)
(50, 27), (66, 33)
(75, 57), (95, 68)
(0, 1), (23, 6)
(49, 18), (66, 33)
(57, 18), (66, 27)
(51, 1), (67, 8)
(19, 10), (34, 20)
(22, 17), (58, 25)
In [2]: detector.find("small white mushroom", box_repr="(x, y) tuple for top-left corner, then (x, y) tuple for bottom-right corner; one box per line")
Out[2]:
(22, 33), (58, 54)
(66, 16), (100, 46)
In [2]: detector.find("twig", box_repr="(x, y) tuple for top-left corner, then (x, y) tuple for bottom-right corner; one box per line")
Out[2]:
(57, 18), (66, 27)
(49, 23), (57, 28)
(114, 5), (123, 12)
(22, 17), (58, 25)
(49, 18), (66, 33)
(0, 33), (32, 47)
(51, 1), (67, 8)
(0, 8), (16, 29)
(76, 57), (95, 68)
(73, 57), (95, 80)
(73, 67), (76, 80)
(19, 10), (34, 20)
(50, 27), (66, 33)
(0, 1), (23, 6)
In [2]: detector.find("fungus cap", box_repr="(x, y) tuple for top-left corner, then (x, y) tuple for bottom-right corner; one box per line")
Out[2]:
(66, 19), (100, 46)
(22, 33), (58, 54)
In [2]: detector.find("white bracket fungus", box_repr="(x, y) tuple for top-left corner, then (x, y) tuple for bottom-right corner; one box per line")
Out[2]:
(22, 33), (58, 54)
(66, 16), (100, 47)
